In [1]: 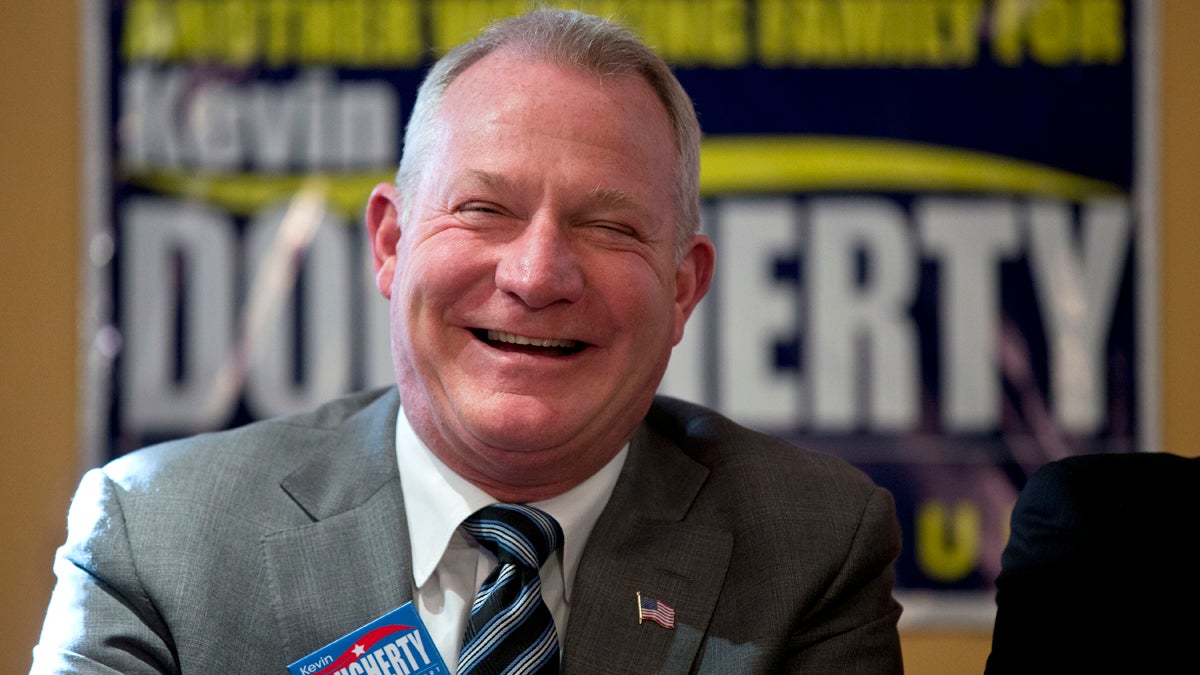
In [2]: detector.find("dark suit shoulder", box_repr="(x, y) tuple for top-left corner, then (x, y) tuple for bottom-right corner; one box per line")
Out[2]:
(987, 452), (1200, 674)
(1017, 451), (1200, 529)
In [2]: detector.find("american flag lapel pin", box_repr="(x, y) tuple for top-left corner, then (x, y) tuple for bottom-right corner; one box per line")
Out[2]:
(636, 591), (676, 629)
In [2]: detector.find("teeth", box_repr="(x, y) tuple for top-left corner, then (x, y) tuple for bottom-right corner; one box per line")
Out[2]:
(487, 330), (578, 349)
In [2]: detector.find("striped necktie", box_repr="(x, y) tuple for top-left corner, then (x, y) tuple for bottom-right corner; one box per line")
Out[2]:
(459, 504), (563, 675)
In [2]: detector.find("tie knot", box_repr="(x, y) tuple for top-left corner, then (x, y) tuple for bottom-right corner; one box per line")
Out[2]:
(462, 504), (563, 570)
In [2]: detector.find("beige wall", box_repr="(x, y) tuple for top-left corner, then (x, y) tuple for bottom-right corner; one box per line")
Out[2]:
(2, 2), (1196, 673)
(1, 0), (84, 673)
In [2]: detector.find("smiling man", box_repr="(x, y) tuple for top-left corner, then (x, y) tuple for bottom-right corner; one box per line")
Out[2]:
(366, 39), (708, 505)
(34, 9), (904, 674)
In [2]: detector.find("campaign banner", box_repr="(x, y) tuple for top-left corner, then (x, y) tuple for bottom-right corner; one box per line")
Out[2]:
(83, 0), (1155, 627)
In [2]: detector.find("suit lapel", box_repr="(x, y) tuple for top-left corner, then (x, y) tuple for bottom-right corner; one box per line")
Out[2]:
(257, 390), (734, 670)
(261, 389), (416, 663)
(564, 419), (733, 674)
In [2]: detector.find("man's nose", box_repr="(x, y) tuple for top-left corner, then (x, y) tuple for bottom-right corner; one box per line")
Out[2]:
(494, 218), (585, 308)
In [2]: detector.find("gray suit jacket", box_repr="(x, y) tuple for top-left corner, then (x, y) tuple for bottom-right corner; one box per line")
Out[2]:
(33, 388), (903, 673)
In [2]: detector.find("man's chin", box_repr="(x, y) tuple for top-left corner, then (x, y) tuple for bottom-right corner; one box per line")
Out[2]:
(465, 409), (586, 453)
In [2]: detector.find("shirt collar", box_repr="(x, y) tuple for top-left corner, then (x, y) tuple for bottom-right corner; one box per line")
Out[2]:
(395, 405), (628, 603)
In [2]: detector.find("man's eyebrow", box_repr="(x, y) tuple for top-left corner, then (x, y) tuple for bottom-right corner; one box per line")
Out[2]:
(456, 172), (652, 220)
(462, 169), (512, 192)
(586, 186), (650, 219)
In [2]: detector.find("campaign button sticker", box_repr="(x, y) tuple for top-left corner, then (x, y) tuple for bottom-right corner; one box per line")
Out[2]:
(288, 602), (446, 675)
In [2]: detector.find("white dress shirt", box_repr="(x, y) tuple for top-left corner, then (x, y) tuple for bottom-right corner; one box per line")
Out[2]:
(394, 406), (628, 673)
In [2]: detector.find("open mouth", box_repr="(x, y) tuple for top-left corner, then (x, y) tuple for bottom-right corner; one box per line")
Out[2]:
(473, 329), (587, 356)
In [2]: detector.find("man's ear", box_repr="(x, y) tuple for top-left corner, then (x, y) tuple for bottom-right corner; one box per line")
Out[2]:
(365, 183), (403, 299)
(672, 234), (716, 345)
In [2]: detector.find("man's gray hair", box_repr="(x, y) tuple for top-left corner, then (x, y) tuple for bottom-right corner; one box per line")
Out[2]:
(395, 9), (702, 260)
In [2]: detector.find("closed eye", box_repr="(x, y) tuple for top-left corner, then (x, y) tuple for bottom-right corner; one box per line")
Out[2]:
(458, 201), (505, 214)
(453, 202), (517, 229)
(580, 220), (651, 246)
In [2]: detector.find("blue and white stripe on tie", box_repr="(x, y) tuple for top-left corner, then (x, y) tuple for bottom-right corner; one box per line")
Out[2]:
(459, 503), (563, 675)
